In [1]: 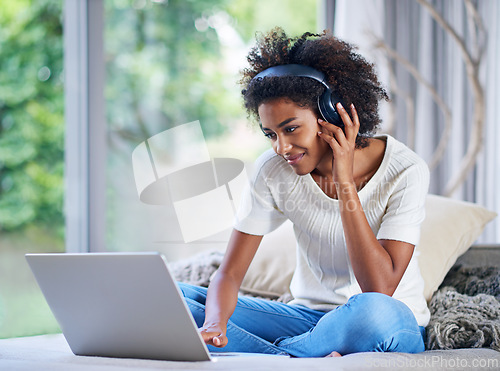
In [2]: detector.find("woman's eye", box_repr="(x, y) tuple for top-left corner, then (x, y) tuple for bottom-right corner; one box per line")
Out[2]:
(285, 126), (297, 133)
(263, 132), (276, 139)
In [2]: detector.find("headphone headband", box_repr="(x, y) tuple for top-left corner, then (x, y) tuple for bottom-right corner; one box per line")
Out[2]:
(252, 64), (329, 88)
(251, 64), (343, 127)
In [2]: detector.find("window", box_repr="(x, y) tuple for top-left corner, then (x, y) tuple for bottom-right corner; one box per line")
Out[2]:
(1, 0), (323, 338)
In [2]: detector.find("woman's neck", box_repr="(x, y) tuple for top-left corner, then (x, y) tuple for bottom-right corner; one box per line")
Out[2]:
(311, 138), (386, 198)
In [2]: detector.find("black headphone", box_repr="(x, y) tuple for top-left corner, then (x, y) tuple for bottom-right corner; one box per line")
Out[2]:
(251, 64), (343, 127)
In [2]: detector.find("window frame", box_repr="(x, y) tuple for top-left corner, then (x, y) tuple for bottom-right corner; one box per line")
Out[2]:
(64, 0), (106, 253)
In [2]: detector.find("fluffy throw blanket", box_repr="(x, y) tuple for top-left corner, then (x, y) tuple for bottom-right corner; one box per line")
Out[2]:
(169, 251), (224, 287)
(169, 251), (500, 351)
(425, 265), (500, 351)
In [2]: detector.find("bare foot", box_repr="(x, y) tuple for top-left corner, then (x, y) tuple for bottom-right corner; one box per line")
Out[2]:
(325, 351), (342, 358)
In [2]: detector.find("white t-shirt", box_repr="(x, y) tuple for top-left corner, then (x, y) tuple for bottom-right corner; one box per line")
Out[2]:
(234, 135), (431, 326)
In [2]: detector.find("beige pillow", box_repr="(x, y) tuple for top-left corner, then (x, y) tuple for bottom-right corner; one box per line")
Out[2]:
(418, 194), (497, 301)
(240, 195), (497, 301)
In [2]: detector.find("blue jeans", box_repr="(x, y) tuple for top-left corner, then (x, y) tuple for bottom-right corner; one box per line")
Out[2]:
(178, 283), (425, 357)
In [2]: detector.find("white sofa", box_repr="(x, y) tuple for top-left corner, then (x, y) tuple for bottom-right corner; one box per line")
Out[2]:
(1, 195), (499, 370)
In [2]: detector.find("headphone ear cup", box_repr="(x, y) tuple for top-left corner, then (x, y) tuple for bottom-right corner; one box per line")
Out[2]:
(318, 89), (343, 127)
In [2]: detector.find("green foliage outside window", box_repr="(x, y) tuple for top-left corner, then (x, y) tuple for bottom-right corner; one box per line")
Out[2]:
(0, 0), (64, 234)
(105, 0), (233, 144)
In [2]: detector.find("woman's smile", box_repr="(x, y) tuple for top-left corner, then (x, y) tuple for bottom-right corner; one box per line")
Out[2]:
(284, 153), (304, 165)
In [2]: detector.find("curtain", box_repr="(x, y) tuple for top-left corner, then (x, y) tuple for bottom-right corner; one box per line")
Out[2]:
(334, 0), (500, 243)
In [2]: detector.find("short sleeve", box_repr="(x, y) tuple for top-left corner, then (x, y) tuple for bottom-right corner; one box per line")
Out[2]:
(233, 152), (288, 235)
(376, 159), (430, 245)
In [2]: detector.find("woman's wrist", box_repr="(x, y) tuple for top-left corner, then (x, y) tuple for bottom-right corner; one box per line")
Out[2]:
(202, 319), (226, 330)
(335, 181), (361, 212)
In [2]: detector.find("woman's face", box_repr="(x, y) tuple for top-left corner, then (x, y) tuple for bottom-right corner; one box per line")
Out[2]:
(258, 98), (332, 176)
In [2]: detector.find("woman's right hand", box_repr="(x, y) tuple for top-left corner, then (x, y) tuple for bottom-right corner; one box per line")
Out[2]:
(199, 322), (228, 347)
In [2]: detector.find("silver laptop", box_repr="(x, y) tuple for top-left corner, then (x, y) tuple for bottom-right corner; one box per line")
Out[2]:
(26, 252), (237, 362)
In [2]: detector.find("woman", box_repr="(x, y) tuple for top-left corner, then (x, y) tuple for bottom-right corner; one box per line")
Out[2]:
(178, 28), (430, 357)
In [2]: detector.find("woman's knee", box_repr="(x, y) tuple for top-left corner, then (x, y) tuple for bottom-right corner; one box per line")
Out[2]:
(347, 293), (417, 333)
(347, 292), (424, 352)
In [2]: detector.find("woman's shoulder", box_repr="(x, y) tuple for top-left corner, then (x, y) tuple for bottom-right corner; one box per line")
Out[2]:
(377, 134), (428, 172)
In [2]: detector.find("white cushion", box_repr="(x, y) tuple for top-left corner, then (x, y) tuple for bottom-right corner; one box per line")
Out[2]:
(418, 194), (497, 301)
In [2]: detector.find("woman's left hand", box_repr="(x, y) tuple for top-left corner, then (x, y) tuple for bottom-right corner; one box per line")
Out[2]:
(317, 103), (360, 184)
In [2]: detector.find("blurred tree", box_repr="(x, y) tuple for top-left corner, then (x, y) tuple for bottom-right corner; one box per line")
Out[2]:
(105, 0), (233, 146)
(226, 0), (318, 43)
(0, 0), (64, 233)
(105, 0), (318, 146)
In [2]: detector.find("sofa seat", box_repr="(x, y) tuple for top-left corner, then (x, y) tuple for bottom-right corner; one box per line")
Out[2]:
(1, 333), (499, 371)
